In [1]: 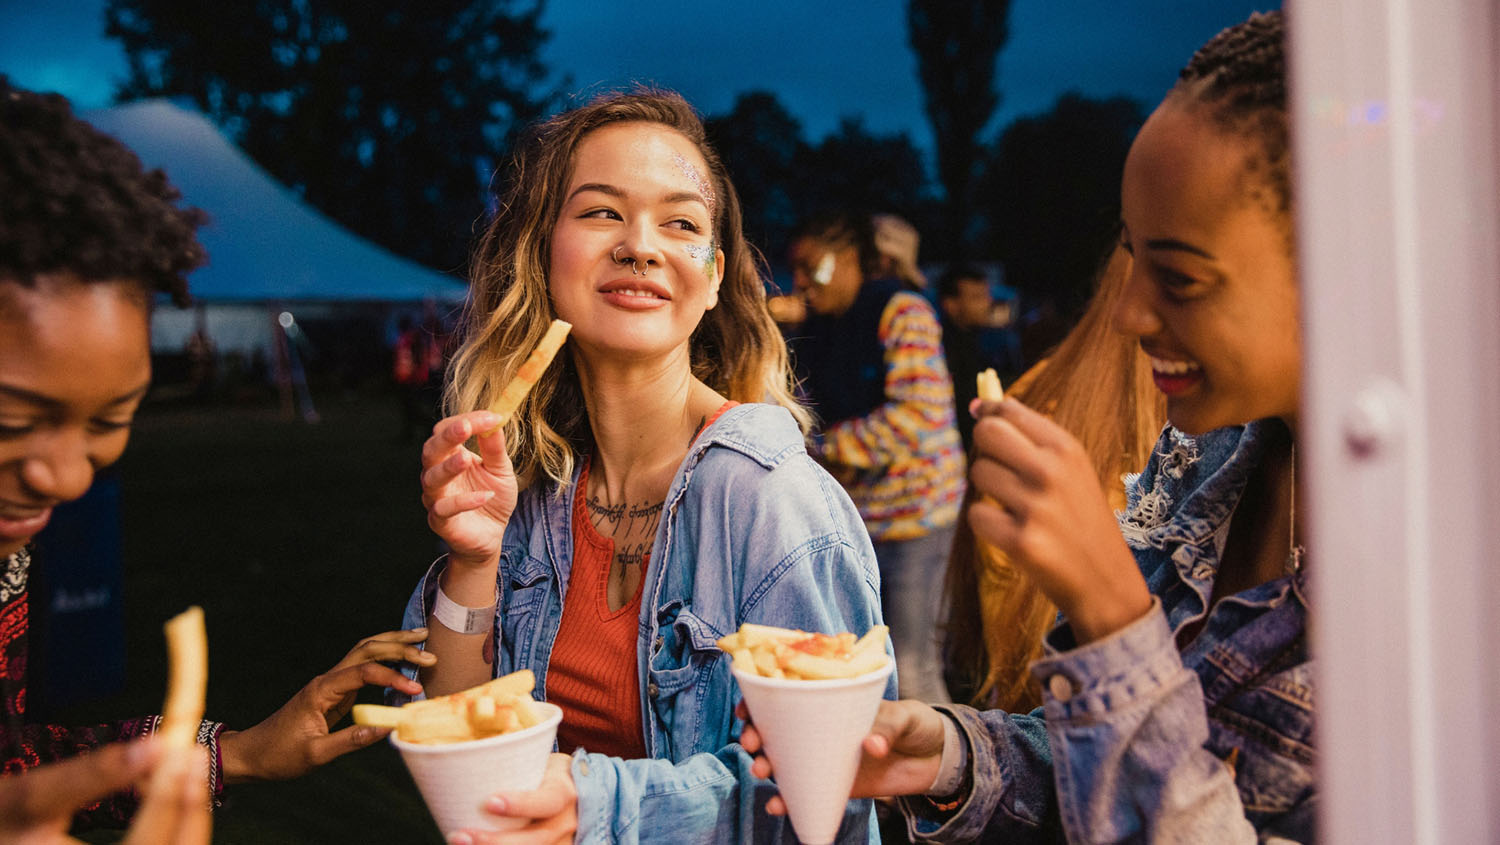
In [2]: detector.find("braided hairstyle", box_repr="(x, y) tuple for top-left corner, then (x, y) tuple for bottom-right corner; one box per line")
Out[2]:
(1172, 11), (1290, 223)
(0, 77), (204, 306)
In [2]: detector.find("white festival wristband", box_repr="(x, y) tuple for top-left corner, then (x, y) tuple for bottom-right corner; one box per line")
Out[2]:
(432, 585), (496, 635)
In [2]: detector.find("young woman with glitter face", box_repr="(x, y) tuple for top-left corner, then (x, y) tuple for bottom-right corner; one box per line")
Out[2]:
(744, 12), (1316, 842)
(407, 90), (888, 844)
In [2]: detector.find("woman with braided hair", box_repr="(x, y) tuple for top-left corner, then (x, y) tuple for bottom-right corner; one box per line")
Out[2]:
(744, 11), (1314, 842)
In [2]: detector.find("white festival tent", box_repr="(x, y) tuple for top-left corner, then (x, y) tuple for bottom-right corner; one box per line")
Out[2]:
(81, 99), (469, 357)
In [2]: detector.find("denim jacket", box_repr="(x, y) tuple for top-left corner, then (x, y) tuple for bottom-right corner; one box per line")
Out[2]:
(901, 420), (1314, 843)
(399, 403), (894, 844)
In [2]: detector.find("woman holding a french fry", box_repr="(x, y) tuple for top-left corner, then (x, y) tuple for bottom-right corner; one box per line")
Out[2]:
(0, 79), (445, 842)
(409, 89), (890, 844)
(746, 11), (1316, 843)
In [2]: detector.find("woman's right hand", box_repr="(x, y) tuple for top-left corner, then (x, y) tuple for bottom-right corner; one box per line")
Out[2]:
(420, 410), (518, 569)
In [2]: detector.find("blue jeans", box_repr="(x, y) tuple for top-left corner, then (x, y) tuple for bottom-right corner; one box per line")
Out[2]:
(872, 525), (955, 703)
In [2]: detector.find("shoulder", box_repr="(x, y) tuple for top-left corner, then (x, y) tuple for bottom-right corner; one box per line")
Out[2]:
(680, 405), (873, 562)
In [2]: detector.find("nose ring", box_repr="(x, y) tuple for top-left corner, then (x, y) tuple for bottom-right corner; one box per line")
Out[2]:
(612, 245), (648, 275)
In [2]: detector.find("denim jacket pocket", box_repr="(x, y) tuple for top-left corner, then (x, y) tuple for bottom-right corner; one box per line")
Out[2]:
(1207, 661), (1316, 821)
(500, 551), (552, 670)
(648, 601), (726, 758)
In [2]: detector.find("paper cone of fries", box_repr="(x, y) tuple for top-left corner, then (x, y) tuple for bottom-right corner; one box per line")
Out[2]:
(733, 657), (894, 844)
(390, 701), (562, 835)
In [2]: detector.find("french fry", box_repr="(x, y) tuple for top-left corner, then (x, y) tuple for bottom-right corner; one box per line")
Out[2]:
(977, 367), (1005, 402)
(719, 622), (890, 681)
(482, 319), (571, 436)
(353, 668), (542, 745)
(159, 606), (208, 749)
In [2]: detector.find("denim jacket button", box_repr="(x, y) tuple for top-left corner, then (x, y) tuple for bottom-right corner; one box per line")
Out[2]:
(647, 681), (660, 698)
(654, 635), (664, 652)
(1047, 674), (1074, 702)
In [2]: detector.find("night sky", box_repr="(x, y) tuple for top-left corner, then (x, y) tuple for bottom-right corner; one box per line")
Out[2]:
(1, 0), (1278, 154)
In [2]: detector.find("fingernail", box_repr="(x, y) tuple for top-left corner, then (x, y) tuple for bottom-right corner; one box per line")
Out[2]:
(485, 796), (508, 813)
(968, 398), (982, 418)
(447, 834), (474, 845)
(410, 627), (428, 634)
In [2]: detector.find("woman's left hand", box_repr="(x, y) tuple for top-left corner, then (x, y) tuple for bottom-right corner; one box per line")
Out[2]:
(219, 628), (432, 782)
(448, 753), (578, 845)
(967, 398), (1152, 643)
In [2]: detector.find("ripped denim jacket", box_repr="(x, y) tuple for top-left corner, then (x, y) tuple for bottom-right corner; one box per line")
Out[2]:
(903, 420), (1314, 843)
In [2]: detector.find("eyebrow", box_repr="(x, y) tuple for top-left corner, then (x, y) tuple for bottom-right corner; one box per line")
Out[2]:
(1143, 237), (1216, 260)
(567, 182), (709, 211)
(0, 382), (151, 409)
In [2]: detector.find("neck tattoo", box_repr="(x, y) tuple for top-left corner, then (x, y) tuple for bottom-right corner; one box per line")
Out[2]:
(585, 494), (663, 569)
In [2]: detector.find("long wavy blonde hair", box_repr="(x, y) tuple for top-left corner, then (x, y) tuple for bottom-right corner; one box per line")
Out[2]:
(446, 89), (810, 491)
(944, 243), (1166, 711)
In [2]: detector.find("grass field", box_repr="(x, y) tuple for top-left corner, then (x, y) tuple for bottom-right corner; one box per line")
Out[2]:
(60, 391), (448, 843)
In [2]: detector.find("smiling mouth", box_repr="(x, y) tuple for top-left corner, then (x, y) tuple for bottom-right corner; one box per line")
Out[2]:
(1147, 355), (1201, 376)
(1146, 354), (1204, 396)
(611, 288), (665, 299)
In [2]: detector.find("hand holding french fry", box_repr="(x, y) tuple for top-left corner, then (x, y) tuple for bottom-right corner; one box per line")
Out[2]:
(422, 321), (569, 571)
(967, 376), (1151, 645)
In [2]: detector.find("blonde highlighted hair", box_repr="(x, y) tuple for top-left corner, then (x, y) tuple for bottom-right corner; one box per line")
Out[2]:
(944, 242), (1166, 711)
(447, 88), (810, 490)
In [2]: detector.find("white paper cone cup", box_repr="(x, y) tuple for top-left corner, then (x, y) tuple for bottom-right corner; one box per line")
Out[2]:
(390, 701), (563, 836)
(734, 656), (894, 845)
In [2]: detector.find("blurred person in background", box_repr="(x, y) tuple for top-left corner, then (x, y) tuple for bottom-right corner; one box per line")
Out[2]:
(871, 213), (927, 291)
(0, 78), (430, 842)
(785, 209), (964, 705)
(935, 264), (1005, 452)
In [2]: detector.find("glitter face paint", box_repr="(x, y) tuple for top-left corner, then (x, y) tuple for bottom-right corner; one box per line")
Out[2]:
(672, 152), (717, 216)
(812, 252), (836, 286)
(684, 241), (717, 280)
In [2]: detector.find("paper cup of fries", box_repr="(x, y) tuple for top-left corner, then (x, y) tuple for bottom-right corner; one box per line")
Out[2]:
(355, 670), (562, 835)
(721, 624), (894, 845)
(390, 701), (561, 834)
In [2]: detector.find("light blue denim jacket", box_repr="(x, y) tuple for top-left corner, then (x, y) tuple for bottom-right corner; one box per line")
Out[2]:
(398, 403), (895, 844)
(901, 420), (1314, 843)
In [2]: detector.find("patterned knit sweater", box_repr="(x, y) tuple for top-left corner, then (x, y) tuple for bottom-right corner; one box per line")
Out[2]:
(795, 282), (966, 542)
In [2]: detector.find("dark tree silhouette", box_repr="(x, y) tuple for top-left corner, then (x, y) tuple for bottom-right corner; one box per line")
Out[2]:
(707, 95), (932, 269)
(796, 116), (932, 236)
(907, 0), (1011, 260)
(106, 0), (556, 272)
(980, 92), (1144, 341)
(705, 92), (806, 263)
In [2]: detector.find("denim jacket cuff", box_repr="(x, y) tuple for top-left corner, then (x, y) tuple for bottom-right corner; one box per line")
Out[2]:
(570, 749), (615, 844)
(898, 704), (1007, 842)
(1031, 597), (1184, 721)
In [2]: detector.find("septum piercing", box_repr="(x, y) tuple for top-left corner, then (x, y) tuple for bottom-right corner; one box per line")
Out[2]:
(612, 245), (647, 275)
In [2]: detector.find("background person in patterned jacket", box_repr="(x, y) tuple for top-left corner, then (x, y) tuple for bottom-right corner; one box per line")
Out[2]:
(784, 208), (965, 705)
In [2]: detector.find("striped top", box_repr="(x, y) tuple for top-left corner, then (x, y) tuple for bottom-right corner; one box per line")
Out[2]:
(809, 291), (966, 541)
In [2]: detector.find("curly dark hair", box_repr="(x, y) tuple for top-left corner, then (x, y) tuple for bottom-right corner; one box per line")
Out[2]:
(0, 77), (204, 306)
(1172, 11), (1290, 220)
